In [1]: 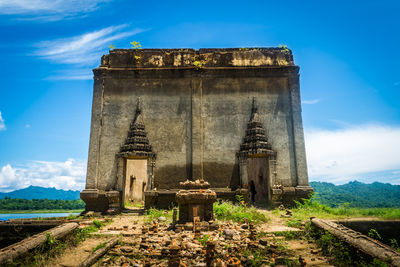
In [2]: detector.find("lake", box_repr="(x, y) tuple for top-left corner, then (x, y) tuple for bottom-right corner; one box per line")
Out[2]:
(0, 212), (80, 221)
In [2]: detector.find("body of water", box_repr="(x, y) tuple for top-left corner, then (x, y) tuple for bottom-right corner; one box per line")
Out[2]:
(0, 212), (79, 221)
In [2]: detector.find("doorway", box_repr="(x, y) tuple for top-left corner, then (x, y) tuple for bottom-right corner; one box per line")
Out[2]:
(124, 158), (147, 208)
(247, 157), (270, 205)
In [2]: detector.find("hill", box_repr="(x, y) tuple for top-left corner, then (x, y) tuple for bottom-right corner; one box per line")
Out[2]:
(0, 186), (80, 200)
(310, 181), (400, 208)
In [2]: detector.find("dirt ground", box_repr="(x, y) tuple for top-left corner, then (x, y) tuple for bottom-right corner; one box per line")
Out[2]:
(46, 236), (108, 267)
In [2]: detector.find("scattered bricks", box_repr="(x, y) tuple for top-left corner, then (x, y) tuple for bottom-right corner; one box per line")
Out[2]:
(140, 237), (149, 250)
(299, 255), (306, 267)
(223, 229), (234, 240)
(248, 222), (256, 241)
(168, 240), (181, 267)
(259, 237), (268, 246)
(285, 209), (293, 216)
(226, 257), (241, 267)
(151, 221), (159, 233)
(120, 247), (133, 253)
(193, 216), (201, 238)
(206, 240), (216, 267)
(240, 224), (248, 229)
(158, 216), (167, 222)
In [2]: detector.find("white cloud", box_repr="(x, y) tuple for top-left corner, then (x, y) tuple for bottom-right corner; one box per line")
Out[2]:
(302, 99), (320, 105)
(34, 24), (145, 65)
(0, 111), (6, 131)
(0, 0), (110, 20)
(25, 124), (31, 128)
(0, 159), (86, 192)
(305, 124), (400, 184)
(45, 69), (93, 80)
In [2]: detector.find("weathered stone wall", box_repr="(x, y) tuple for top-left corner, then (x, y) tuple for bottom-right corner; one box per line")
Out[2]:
(84, 48), (310, 195)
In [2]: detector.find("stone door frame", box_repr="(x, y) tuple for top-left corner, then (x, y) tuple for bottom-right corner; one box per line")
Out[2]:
(117, 155), (156, 209)
(239, 153), (277, 204)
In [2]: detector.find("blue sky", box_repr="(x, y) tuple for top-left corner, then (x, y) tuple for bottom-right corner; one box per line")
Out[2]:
(0, 0), (399, 191)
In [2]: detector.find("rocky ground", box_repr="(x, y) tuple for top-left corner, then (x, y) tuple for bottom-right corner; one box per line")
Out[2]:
(48, 209), (333, 267)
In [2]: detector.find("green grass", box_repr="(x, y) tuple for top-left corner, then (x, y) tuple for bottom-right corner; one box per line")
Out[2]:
(145, 208), (174, 223)
(92, 242), (107, 252)
(279, 197), (400, 225)
(197, 234), (210, 247)
(0, 209), (84, 214)
(213, 201), (269, 224)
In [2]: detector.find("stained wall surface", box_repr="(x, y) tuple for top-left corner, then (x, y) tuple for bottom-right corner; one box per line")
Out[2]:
(84, 48), (309, 193)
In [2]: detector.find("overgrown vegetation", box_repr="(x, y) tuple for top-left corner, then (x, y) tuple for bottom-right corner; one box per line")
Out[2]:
(280, 195), (400, 225)
(193, 60), (204, 69)
(213, 200), (269, 224)
(307, 225), (390, 267)
(0, 197), (85, 211)
(278, 44), (290, 52)
(145, 208), (174, 223)
(131, 41), (142, 61)
(144, 200), (268, 224)
(8, 219), (105, 266)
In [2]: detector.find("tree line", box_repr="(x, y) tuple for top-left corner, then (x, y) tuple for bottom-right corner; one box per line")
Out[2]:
(0, 197), (85, 210)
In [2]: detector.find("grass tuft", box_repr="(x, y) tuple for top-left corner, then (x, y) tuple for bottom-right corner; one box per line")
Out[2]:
(145, 208), (174, 223)
(92, 242), (107, 252)
(213, 201), (269, 224)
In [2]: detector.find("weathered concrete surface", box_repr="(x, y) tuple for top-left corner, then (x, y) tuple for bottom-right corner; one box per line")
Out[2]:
(336, 219), (400, 243)
(82, 48), (312, 210)
(311, 218), (400, 266)
(0, 220), (63, 249)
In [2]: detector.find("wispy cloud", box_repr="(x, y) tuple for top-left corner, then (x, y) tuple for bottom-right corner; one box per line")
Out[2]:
(305, 124), (400, 184)
(0, 0), (110, 21)
(0, 112), (6, 131)
(0, 159), (86, 192)
(34, 24), (145, 66)
(45, 69), (93, 81)
(302, 99), (320, 105)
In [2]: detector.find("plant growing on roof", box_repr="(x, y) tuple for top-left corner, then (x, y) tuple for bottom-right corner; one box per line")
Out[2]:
(278, 44), (290, 52)
(131, 41), (142, 61)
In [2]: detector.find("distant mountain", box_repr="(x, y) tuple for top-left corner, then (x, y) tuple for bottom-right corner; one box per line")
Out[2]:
(310, 181), (400, 208)
(0, 186), (80, 200)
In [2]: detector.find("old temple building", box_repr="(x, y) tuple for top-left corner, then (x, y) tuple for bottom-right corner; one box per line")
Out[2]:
(80, 48), (313, 212)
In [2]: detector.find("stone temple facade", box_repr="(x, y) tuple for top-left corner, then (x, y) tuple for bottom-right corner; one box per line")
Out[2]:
(80, 48), (313, 212)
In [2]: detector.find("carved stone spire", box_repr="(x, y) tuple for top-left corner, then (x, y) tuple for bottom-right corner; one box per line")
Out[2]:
(118, 98), (155, 158)
(239, 97), (275, 157)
